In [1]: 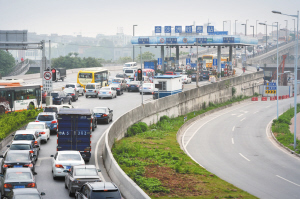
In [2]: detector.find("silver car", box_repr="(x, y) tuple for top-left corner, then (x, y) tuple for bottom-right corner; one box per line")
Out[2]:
(98, 87), (117, 99)
(64, 165), (101, 196)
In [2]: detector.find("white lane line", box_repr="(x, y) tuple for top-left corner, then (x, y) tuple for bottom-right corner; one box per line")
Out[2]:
(35, 157), (51, 167)
(276, 175), (300, 187)
(237, 114), (244, 117)
(95, 130), (107, 182)
(266, 105), (271, 108)
(239, 153), (250, 161)
(232, 138), (234, 144)
(240, 117), (246, 121)
(232, 126), (235, 131)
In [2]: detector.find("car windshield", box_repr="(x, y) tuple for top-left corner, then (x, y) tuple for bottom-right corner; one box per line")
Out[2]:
(58, 154), (81, 161)
(6, 153), (30, 161)
(10, 144), (31, 150)
(112, 79), (121, 83)
(38, 115), (54, 121)
(27, 124), (44, 129)
(79, 73), (92, 78)
(93, 108), (106, 113)
(65, 84), (75, 88)
(202, 72), (209, 75)
(125, 70), (133, 73)
(44, 107), (58, 113)
(50, 93), (59, 97)
(75, 168), (98, 176)
(14, 196), (40, 199)
(91, 190), (120, 198)
(6, 172), (32, 181)
(14, 134), (35, 141)
(86, 84), (95, 89)
(101, 88), (110, 91)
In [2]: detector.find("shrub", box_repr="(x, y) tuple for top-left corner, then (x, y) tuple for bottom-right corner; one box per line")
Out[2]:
(232, 87), (236, 96)
(138, 122), (148, 132)
(160, 115), (170, 122)
(127, 123), (142, 137)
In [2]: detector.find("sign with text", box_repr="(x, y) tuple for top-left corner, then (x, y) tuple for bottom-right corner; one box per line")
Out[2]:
(196, 26), (203, 33)
(164, 26), (171, 33)
(166, 38), (177, 44)
(207, 26), (214, 33)
(43, 71), (53, 92)
(196, 38), (207, 44)
(185, 26), (192, 33)
(213, 59), (218, 66)
(186, 58), (191, 66)
(138, 38), (149, 44)
(175, 26), (182, 33)
(223, 37), (235, 43)
(155, 26), (161, 33)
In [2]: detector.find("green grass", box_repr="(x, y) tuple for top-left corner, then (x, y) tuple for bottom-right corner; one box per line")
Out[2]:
(112, 95), (257, 199)
(272, 104), (300, 152)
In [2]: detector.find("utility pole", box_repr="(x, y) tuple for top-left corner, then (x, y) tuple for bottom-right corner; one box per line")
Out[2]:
(133, 25), (137, 62)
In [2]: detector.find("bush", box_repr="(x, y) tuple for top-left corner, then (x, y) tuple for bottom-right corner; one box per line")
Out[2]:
(126, 123), (142, 137)
(232, 87), (236, 96)
(160, 115), (170, 122)
(138, 122), (148, 132)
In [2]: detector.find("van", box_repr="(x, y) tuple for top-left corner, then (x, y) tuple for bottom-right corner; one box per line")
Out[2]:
(124, 68), (138, 80)
(85, 83), (101, 98)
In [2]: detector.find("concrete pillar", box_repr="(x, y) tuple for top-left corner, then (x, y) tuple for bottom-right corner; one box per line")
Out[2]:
(161, 46), (165, 72)
(40, 40), (46, 78)
(229, 46), (233, 62)
(217, 46), (221, 74)
(176, 46), (179, 69)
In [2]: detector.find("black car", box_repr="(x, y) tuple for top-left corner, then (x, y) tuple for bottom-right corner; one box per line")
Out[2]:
(115, 73), (128, 79)
(200, 70), (210, 80)
(0, 168), (37, 197)
(50, 91), (72, 105)
(75, 182), (122, 199)
(191, 73), (197, 81)
(110, 84), (123, 96)
(0, 150), (36, 174)
(6, 188), (45, 199)
(127, 82), (141, 92)
(93, 107), (113, 124)
(64, 88), (79, 102)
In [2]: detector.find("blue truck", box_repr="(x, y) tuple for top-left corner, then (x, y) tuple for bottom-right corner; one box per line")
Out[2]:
(144, 60), (157, 71)
(57, 109), (92, 162)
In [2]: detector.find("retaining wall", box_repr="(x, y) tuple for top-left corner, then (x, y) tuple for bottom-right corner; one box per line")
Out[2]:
(103, 72), (264, 199)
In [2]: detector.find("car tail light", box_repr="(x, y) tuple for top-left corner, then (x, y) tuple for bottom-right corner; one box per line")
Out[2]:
(55, 164), (64, 168)
(51, 120), (57, 124)
(26, 183), (36, 188)
(3, 164), (11, 168)
(71, 94), (75, 96)
(24, 163), (33, 167)
(34, 141), (38, 145)
(35, 121), (39, 122)
(30, 150), (34, 154)
(84, 90), (86, 92)
(4, 184), (12, 188)
(116, 88), (120, 90)
(94, 90), (97, 93)
(136, 85), (139, 87)
(109, 92), (111, 94)
(127, 84), (129, 87)
(39, 132), (46, 134)
(103, 114), (107, 117)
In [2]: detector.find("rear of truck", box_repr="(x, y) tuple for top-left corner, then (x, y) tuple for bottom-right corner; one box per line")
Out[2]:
(57, 109), (92, 161)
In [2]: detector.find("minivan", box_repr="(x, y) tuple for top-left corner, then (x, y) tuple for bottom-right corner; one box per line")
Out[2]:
(85, 83), (101, 98)
(124, 68), (138, 80)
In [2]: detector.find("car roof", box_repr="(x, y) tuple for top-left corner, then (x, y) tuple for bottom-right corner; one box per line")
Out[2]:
(66, 83), (77, 85)
(28, 122), (46, 125)
(58, 109), (91, 115)
(15, 130), (36, 135)
(73, 165), (96, 169)
(12, 188), (40, 195)
(11, 140), (33, 145)
(88, 182), (118, 191)
(50, 91), (60, 93)
(57, 151), (81, 154)
(45, 105), (61, 108)
(38, 112), (56, 115)
(7, 150), (30, 155)
(6, 168), (32, 173)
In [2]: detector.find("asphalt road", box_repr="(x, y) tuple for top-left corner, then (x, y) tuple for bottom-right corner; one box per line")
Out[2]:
(183, 98), (300, 199)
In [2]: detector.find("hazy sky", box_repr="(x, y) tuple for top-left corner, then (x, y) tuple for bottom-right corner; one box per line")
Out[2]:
(0, 0), (299, 37)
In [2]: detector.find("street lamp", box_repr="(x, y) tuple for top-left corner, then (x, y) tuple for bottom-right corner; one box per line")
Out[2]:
(272, 10), (299, 150)
(235, 20), (238, 35)
(293, 19), (296, 41)
(133, 25), (138, 62)
(285, 20), (288, 43)
(246, 19), (249, 36)
(250, 25), (255, 57)
(241, 23), (247, 68)
(256, 20), (259, 37)
(259, 23), (268, 52)
(223, 21), (227, 31)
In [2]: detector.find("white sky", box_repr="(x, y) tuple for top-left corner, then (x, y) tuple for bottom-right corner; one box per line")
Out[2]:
(0, 0), (299, 37)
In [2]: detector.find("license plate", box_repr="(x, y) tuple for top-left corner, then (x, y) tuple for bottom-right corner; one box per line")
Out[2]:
(88, 90), (93, 92)
(66, 166), (71, 169)
(102, 92), (106, 94)
(131, 86), (135, 87)
(14, 165), (22, 168)
(14, 186), (25, 188)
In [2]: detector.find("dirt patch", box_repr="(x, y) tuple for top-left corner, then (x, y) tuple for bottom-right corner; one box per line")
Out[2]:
(144, 165), (209, 197)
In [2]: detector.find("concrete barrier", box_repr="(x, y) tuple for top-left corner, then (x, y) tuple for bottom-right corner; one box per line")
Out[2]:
(102, 72), (264, 199)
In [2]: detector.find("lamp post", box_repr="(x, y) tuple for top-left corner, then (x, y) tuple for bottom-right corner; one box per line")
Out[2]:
(256, 20), (259, 37)
(259, 23), (268, 52)
(133, 25), (138, 62)
(241, 23), (247, 69)
(235, 20), (238, 35)
(250, 25), (255, 57)
(272, 10), (299, 150)
(285, 20), (288, 43)
(246, 19), (249, 36)
(223, 21), (227, 31)
(235, 20), (238, 67)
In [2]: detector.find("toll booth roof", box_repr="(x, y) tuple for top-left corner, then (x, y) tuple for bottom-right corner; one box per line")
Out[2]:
(58, 109), (91, 115)
(154, 75), (181, 79)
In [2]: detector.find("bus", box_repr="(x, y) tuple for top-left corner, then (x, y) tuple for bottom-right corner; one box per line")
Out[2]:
(77, 68), (109, 88)
(0, 80), (42, 114)
(124, 62), (137, 68)
(202, 54), (228, 70)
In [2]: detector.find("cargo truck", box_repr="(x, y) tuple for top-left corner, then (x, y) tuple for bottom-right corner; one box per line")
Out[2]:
(52, 68), (67, 82)
(57, 109), (92, 162)
(144, 60), (157, 71)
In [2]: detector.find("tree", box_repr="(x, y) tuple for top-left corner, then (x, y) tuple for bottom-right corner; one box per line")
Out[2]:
(74, 52), (79, 57)
(117, 56), (132, 64)
(51, 55), (102, 69)
(0, 50), (15, 77)
(135, 51), (155, 62)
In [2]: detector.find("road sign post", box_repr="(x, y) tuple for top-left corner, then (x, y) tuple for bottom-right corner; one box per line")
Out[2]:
(43, 71), (53, 92)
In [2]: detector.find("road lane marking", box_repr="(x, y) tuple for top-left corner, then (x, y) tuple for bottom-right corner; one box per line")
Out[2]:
(232, 138), (234, 144)
(35, 157), (51, 167)
(237, 114), (243, 117)
(239, 153), (250, 161)
(266, 105), (271, 108)
(240, 117), (246, 121)
(276, 175), (300, 187)
(95, 130), (107, 182)
(232, 126), (235, 131)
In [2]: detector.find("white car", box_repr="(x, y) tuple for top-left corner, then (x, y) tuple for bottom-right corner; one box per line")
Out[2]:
(65, 83), (85, 96)
(181, 75), (191, 84)
(51, 151), (85, 179)
(26, 122), (50, 143)
(140, 83), (154, 94)
(98, 87), (117, 99)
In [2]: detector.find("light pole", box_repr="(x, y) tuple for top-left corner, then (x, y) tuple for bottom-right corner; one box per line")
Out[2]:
(235, 20), (238, 35)
(285, 20), (288, 43)
(223, 21), (227, 31)
(272, 10), (299, 150)
(133, 25), (138, 62)
(293, 19), (296, 41)
(246, 19), (249, 36)
(250, 25), (255, 57)
(259, 23), (268, 52)
(241, 23), (247, 69)
(235, 20), (238, 67)
(256, 20), (259, 37)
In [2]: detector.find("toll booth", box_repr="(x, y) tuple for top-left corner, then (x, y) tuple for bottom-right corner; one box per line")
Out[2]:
(153, 75), (182, 99)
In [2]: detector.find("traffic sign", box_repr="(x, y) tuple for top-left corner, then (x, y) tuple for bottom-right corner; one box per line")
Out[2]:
(223, 37), (235, 43)
(185, 26), (192, 33)
(207, 26), (214, 33)
(43, 71), (53, 92)
(265, 90), (276, 94)
(166, 38), (177, 44)
(186, 58), (191, 65)
(196, 38), (207, 44)
(213, 59), (218, 66)
(155, 26), (161, 33)
(138, 38), (149, 44)
(175, 26), (182, 33)
(196, 26), (203, 33)
(164, 26), (171, 33)
(157, 58), (162, 70)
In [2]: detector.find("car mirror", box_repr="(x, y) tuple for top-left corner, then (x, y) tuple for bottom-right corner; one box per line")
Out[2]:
(41, 192), (46, 196)
(39, 134), (41, 137)
(50, 155), (54, 157)
(97, 169), (101, 172)
(0, 155), (3, 158)
(110, 110), (113, 113)
(6, 145), (10, 148)
(33, 172), (37, 175)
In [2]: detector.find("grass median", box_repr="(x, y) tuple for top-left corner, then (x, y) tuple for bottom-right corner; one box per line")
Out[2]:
(112, 95), (257, 199)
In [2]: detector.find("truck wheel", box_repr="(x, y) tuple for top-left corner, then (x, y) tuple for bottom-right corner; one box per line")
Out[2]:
(69, 100), (72, 105)
(85, 95), (88, 98)
(92, 124), (94, 131)
(82, 92), (84, 96)
(106, 118), (109, 124)
(62, 78), (64, 82)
